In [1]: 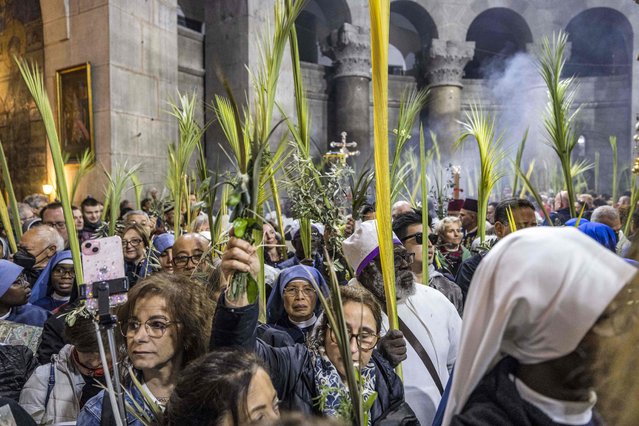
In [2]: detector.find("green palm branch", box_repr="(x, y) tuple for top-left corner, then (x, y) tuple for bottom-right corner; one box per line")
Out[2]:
(609, 136), (618, 202)
(390, 88), (428, 204)
(455, 103), (508, 243)
(103, 162), (141, 236)
(511, 129), (528, 197)
(538, 31), (580, 217)
(15, 57), (83, 283)
(70, 149), (95, 204)
(0, 139), (21, 240)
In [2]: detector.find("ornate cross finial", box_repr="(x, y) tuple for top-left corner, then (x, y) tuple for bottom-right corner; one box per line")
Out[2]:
(326, 131), (360, 163)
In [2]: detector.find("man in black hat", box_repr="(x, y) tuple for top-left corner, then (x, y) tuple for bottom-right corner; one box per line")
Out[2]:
(459, 198), (478, 249)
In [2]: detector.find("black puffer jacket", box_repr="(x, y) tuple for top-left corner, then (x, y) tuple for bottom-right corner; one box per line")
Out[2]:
(0, 345), (38, 401)
(210, 297), (416, 425)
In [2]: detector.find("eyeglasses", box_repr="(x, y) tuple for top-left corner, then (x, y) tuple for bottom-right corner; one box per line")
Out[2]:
(122, 238), (143, 248)
(328, 326), (379, 351)
(394, 251), (415, 266)
(172, 253), (203, 267)
(120, 319), (180, 338)
(52, 267), (75, 277)
(283, 286), (316, 298)
(400, 232), (437, 246)
(44, 221), (66, 230)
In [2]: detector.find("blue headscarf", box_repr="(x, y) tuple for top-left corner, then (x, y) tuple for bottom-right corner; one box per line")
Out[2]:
(0, 260), (23, 298)
(266, 265), (329, 324)
(578, 222), (617, 252)
(29, 250), (73, 303)
(565, 218), (589, 227)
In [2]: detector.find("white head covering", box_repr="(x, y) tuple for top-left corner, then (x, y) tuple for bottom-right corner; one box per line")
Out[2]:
(342, 220), (401, 276)
(442, 227), (636, 425)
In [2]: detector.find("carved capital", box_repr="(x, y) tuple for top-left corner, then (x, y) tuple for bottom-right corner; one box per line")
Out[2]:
(426, 39), (475, 87)
(322, 23), (371, 79)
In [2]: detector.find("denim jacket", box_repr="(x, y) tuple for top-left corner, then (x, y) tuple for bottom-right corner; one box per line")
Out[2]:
(76, 378), (157, 426)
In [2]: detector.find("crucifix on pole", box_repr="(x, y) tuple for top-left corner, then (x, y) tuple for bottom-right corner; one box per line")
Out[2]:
(325, 131), (360, 164)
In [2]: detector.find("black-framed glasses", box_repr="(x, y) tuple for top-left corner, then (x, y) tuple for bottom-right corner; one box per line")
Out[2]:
(52, 267), (75, 277)
(44, 221), (66, 230)
(172, 253), (203, 267)
(120, 319), (180, 338)
(328, 326), (379, 351)
(122, 238), (143, 248)
(283, 286), (316, 298)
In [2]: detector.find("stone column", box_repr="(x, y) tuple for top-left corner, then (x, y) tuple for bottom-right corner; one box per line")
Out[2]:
(425, 39), (475, 159)
(322, 23), (371, 166)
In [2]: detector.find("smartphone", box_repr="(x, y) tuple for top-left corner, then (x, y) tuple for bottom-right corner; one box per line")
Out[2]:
(81, 236), (128, 313)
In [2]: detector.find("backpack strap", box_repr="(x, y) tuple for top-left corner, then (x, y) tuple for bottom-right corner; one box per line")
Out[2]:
(43, 363), (55, 410)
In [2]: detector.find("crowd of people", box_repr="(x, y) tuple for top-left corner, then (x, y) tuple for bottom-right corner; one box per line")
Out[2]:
(0, 187), (636, 426)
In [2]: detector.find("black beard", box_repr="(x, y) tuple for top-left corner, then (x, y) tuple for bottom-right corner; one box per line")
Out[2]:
(359, 266), (415, 305)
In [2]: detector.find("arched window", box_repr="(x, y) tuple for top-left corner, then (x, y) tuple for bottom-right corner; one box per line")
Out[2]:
(564, 8), (633, 77)
(390, 1), (438, 75)
(464, 8), (532, 79)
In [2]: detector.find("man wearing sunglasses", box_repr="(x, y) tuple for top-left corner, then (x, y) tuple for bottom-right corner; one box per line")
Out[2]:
(343, 220), (461, 426)
(456, 198), (537, 301)
(393, 211), (464, 317)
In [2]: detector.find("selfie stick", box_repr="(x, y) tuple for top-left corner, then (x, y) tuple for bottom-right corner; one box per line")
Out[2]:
(83, 278), (129, 426)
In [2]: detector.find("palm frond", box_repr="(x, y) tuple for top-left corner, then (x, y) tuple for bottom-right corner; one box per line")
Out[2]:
(15, 56), (84, 284)
(511, 128), (528, 197)
(350, 166), (374, 221)
(130, 173), (143, 210)
(103, 162), (141, 236)
(0, 191), (16, 253)
(455, 103), (508, 242)
(390, 87), (428, 204)
(370, 0), (400, 387)
(538, 31), (580, 217)
(515, 164), (554, 225)
(594, 151), (600, 194)
(0, 139), (21, 240)
(570, 159), (594, 178)
(70, 149), (95, 204)
(519, 160), (536, 199)
(624, 177), (639, 236)
(167, 92), (205, 236)
(609, 136), (618, 202)
(419, 125), (430, 285)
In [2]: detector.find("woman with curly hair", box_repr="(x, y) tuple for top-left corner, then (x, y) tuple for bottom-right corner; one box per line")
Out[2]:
(76, 273), (215, 426)
(435, 216), (471, 277)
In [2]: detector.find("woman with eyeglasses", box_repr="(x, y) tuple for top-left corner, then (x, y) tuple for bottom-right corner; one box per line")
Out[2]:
(265, 265), (330, 344)
(77, 273), (215, 426)
(0, 260), (49, 327)
(31, 250), (76, 311)
(121, 223), (152, 287)
(211, 237), (415, 424)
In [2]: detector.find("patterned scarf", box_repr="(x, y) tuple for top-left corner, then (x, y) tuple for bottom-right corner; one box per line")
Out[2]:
(312, 348), (377, 425)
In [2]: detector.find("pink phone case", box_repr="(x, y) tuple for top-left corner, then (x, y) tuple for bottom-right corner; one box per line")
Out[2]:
(82, 236), (126, 283)
(81, 236), (127, 312)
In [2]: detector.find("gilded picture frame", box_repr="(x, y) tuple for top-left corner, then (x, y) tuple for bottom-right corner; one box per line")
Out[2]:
(56, 62), (94, 163)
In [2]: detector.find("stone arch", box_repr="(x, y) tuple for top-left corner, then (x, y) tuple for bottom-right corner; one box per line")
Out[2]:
(564, 7), (633, 77)
(464, 7), (532, 79)
(390, 0), (438, 76)
(295, 0), (351, 64)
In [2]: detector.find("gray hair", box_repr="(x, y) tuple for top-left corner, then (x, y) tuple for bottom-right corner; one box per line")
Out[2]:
(591, 206), (620, 224)
(27, 225), (64, 252)
(123, 210), (149, 221)
(435, 216), (461, 236)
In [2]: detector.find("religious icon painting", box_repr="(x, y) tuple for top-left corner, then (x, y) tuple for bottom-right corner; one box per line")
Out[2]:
(56, 62), (94, 163)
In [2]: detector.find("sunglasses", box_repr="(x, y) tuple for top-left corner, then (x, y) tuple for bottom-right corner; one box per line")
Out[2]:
(401, 232), (437, 245)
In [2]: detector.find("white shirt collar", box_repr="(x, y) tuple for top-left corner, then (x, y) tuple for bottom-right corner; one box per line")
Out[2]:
(513, 376), (596, 425)
(289, 314), (317, 329)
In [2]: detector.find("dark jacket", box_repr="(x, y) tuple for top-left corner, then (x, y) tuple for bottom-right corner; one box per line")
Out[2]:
(210, 298), (415, 425)
(0, 345), (38, 401)
(455, 253), (485, 302)
(451, 357), (601, 426)
(0, 396), (37, 425)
